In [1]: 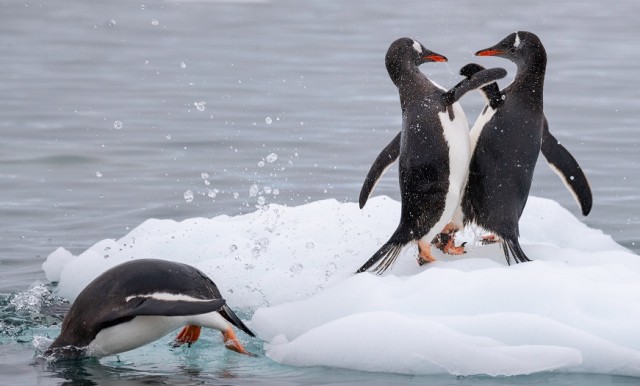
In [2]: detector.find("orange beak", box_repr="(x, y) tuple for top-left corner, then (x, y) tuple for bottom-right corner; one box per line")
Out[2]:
(475, 49), (503, 56)
(425, 54), (448, 62)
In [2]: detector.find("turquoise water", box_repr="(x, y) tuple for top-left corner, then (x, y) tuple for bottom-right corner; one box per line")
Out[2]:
(1, 0), (640, 384)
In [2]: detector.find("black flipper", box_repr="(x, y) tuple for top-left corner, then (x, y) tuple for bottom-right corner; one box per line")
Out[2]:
(218, 304), (255, 337)
(359, 132), (401, 209)
(442, 67), (507, 106)
(459, 63), (505, 109)
(115, 297), (226, 320)
(540, 117), (593, 216)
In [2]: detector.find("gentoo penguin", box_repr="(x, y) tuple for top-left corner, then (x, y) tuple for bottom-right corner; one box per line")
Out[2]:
(462, 31), (593, 264)
(44, 259), (255, 359)
(355, 37), (506, 274)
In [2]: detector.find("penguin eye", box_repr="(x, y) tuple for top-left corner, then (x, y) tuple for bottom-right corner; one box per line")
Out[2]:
(509, 47), (517, 54)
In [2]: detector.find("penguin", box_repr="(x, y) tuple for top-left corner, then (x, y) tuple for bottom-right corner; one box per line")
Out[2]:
(44, 259), (255, 359)
(355, 37), (506, 274)
(461, 31), (593, 264)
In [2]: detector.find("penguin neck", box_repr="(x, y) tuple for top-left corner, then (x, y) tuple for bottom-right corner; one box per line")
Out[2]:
(387, 59), (423, 89)
(513, 56), (546, 104)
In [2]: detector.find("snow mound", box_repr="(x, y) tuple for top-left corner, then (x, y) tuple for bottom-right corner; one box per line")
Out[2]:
(43, 196), (640, 377)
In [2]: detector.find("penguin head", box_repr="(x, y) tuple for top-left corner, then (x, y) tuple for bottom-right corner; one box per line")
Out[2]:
(385, 38), (447, 82)
(475, 31), (546, 67)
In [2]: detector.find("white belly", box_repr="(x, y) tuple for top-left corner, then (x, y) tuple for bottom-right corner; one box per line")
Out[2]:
(470, 104), (496, 153)
(420, 103), (471, 242)
(86, 311), (229, 357)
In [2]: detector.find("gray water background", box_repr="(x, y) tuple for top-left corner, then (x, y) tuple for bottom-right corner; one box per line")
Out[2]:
(1, 0), (639, 384)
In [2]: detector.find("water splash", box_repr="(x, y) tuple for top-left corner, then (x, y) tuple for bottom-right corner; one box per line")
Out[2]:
(113, 120), (123, 130)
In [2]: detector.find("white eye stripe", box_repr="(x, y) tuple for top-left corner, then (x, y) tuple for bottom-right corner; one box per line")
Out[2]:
(514, 32), (521, 48)
(412, 40), (423, 53)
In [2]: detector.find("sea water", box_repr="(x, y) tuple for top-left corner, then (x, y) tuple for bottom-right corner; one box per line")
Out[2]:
(1, 0), (639, 384)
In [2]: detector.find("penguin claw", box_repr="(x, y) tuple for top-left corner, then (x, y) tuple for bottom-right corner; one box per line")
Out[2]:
(443, 241), (466, 255)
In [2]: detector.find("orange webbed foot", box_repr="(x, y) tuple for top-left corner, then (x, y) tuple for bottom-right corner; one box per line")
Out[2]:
(222, 327), (255, 356)
(173, 325), (201, 348)
(417, 239), (437, 266)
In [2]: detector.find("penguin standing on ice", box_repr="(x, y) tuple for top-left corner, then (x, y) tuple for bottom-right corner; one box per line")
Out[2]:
(356, 37), (506, 274)
(462, 31), (593, 264)
(45, 259), (255, 359)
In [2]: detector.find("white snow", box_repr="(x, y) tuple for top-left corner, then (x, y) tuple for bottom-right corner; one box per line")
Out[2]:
(43, 196), (640, 377)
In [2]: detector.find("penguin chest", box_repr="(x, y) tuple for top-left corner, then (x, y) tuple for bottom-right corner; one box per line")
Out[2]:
(470, 104), (497, 154)
(85, 311), (229, 357)
(438, 102), (471, 195)
(87, 315), (185, 357)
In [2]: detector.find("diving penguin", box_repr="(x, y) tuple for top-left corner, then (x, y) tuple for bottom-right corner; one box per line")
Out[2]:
(462, 31), (593, 264)
(45, 259), (255, 359)
(355, 37), (506, 274)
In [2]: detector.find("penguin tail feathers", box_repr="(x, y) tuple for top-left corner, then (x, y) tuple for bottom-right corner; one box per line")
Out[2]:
(355, 239), (405, 275)
(219, 304), (255, 337)
(501, 237), (531, 265)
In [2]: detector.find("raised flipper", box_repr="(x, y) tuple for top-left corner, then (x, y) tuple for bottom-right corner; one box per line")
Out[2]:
(442, 66), (507, 106)
(541, 117), (593, 215)
(459, 63), (505, 109)
(359, 132), (401, 209)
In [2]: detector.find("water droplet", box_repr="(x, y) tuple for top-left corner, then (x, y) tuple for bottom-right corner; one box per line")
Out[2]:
(180, 61), (187, 69)
(194, 101), (206, 111)
(249, 184), (259, 197)
(290, 263), (303, 275)
(96, 171), (103, 178)
(244, 263), (255, 270)
(229, 244), (237, 252)
(251, 247), (261, 258)
(201, 172), (209, 179)
(325, 262), (337, 278)
(140, 4), (146, 10)
(233, 192), (240, 199)
(264, 186), (272, 195)
(272, 188), (280, 196)
(570, 176), (575, 181)
(207, 189), (216, 198)
(266, 153), (278, 163)
(113, 120), (123, 130)
(257, 160), (265, 167)
(183, 190), (194, 203)
(306, 242), (315, 249)
(108, 19), (117, 27)
(265, 116), (273, 124)
(257, 196), (266, 205)
(256, 238), (269, 249)
(151, 19), (159, 26)
(204, 180), (211, 186)
(166, 135), (172, 140)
